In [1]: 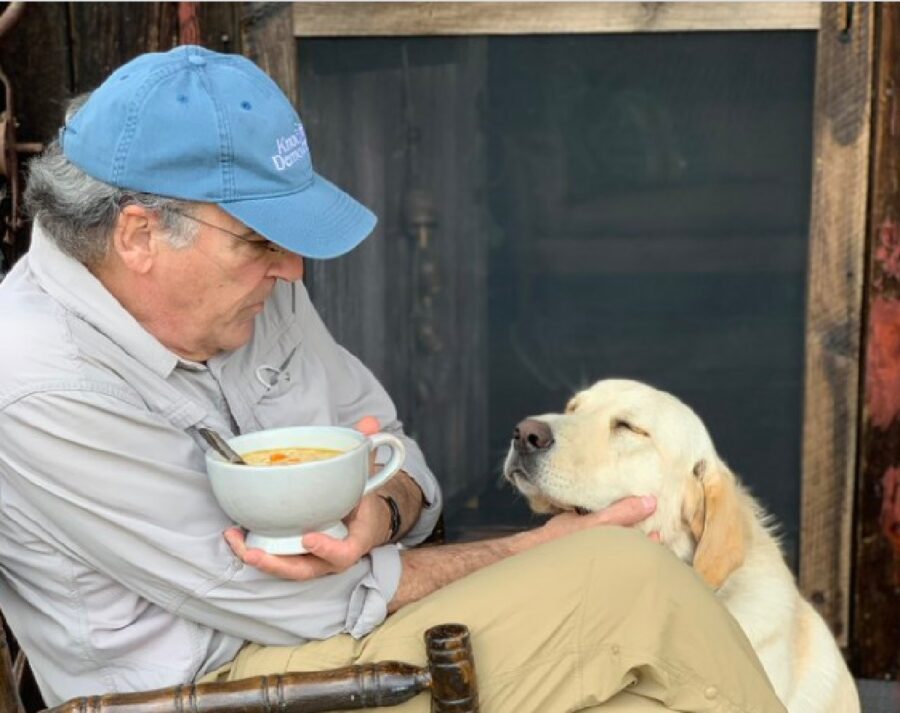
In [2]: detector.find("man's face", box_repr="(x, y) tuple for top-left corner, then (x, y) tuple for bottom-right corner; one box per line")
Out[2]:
(148, 205), (304, 361)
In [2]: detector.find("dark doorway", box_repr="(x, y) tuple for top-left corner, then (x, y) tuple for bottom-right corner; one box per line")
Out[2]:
(298, 31), (815, 565)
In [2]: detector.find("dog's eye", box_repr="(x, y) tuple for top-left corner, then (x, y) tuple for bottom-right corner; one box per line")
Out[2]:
(612, 419), (650, 437)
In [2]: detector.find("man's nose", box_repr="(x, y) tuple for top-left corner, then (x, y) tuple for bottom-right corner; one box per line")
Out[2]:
(268, 251), (304, 282)
(512, 419), (554, 454)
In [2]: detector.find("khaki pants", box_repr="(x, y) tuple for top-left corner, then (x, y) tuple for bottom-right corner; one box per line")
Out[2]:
(206, 528), (786, 713)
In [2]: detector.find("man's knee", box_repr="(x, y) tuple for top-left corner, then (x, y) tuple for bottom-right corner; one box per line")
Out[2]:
(483, 526), (686, 617)
(395, 527), (691, 637)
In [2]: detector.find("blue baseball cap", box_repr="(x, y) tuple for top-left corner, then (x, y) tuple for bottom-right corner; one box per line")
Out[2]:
(60, 45), (376, 259)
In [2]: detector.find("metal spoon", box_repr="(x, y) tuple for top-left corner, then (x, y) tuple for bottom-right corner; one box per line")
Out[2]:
(198, 427), (247, 465)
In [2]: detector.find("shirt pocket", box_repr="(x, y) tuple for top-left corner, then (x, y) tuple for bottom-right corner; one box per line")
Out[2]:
(244, 322), (336, 431)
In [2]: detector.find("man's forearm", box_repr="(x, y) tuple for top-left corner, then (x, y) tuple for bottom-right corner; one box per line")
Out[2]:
(224, 496), (656, 605)
(387, 530), (539, 613)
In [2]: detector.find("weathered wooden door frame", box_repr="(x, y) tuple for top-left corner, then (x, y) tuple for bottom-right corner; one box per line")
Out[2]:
(244, 1), (873, 651)
(854, 4), (900, 679)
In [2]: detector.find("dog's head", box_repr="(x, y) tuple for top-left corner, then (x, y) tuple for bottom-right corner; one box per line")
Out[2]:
(503, 378), (748, 589)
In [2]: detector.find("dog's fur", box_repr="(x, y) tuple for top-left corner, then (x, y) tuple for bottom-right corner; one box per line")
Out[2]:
(504, 379), (859, 713)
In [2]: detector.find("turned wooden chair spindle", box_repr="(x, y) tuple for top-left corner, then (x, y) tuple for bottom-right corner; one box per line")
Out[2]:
(0, 615), (478, 713)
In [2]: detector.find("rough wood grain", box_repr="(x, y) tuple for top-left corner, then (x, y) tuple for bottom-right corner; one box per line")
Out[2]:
(195, 3), (242, 54)
(800, 2), (873, 647)
(242, 2), (299, 108)
(293, 2), (821, 37)
(852, 1), (900, 680)
(67, 3), (178, 93)
(299, 37), (489, 503)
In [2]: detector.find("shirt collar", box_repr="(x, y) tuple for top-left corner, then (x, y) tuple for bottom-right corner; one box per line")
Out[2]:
(28, 221), (181, 378)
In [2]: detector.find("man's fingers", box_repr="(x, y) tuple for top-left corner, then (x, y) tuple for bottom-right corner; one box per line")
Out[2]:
(301, 532), (361, 571)
(253, 552), (332, 580)
(224, 527), (248, 556)
(253, 549), (333, 580)
(541, 495), (658, 546)
(354, 416), (381, 436)
(592, 495), (657, 527)
(224, 527), (334, 580)
(223, 527), (273, 569)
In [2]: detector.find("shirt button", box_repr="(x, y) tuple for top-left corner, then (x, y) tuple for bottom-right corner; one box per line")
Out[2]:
(611, 644), (620, 655)
(704, 686), (718, 700)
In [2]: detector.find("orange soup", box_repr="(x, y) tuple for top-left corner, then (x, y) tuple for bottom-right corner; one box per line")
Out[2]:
(241, 447), (344, 466)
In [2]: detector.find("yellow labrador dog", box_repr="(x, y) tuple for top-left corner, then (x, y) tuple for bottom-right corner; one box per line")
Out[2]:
(504, 379), (859, 713)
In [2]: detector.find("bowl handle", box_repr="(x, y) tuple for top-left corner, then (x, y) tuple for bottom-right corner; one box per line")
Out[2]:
(362, 433), (406, 494)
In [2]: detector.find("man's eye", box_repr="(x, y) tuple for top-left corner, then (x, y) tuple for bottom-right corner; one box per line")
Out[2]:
(240, 239), (272, 253)
(611, 419), (650, 437)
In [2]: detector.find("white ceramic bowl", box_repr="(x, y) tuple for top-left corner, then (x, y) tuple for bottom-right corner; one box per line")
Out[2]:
(205, 426), (405, 554)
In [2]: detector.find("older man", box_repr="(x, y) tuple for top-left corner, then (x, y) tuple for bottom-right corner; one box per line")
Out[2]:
(0, 46), (785, 713)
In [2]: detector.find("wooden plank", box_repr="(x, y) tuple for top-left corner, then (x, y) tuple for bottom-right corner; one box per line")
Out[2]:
(852, 2), (900, 680)
(67, 3), (178, 93)
(1, 2), (179, 268)
(293, 2), (821, 37)
(529, 235), (807, 275)
(800, 2), (873, 647)
(405, 39), (489, 503)
(298, 38), (489, 504)
(300, 52), (392, 378)
(242, 2), (299, 108)
(195, 3), (243, 54)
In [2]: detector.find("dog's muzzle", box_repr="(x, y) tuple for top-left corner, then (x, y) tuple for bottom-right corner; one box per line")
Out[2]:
(512, 418), (554, 454)
(504, 458), (532, 483)
(505, 418), (554, 485)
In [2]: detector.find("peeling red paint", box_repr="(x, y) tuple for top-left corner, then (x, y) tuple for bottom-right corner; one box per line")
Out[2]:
(880, 467), (900, 562)
(866, 298), (900, 428)
(875, 219), (900, 287)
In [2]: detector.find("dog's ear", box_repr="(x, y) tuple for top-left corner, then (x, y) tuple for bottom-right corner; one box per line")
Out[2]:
(682, 458), (747, 590)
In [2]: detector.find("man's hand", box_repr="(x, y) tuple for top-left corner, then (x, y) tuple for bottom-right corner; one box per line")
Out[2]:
(224, 490), (389, 580)
(537, 496), (661, 545)
(224, 416), (400, 581)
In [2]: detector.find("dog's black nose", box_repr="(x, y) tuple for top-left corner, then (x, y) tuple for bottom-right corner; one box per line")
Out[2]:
(513, 419), (554, 454)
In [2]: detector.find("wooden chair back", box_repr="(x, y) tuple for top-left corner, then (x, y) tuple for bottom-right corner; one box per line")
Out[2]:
(0, 613), (478, 713)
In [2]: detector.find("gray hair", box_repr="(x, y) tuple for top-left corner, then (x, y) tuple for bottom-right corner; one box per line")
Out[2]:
(24, 94), (199, 266)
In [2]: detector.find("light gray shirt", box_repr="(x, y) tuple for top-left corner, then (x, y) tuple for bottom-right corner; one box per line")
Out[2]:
(0, 224), (442, 705)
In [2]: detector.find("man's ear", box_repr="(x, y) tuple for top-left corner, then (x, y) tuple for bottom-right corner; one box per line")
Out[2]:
(682, 458), (747, 590)
(110, 205), (157, 274)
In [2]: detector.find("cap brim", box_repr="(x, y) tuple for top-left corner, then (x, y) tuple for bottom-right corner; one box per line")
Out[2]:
(218, 173), (377, 259)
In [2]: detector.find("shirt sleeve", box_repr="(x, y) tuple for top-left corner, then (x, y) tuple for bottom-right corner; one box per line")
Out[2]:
(295, 287), (444, 546)
(0, 387), (400, 645)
